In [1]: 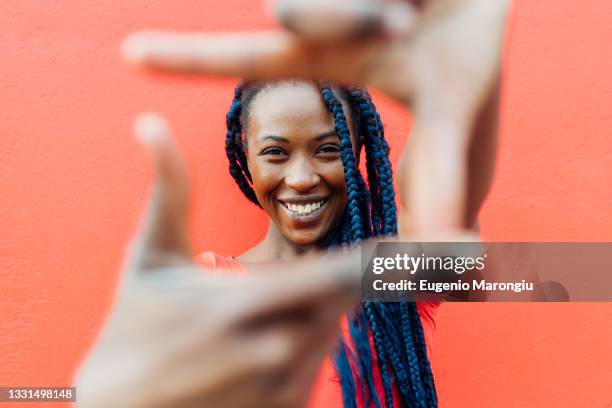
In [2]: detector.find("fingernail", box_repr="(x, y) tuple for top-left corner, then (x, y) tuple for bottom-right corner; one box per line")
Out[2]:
(121, 33), (150, 63)
(134, 113), (170, 145)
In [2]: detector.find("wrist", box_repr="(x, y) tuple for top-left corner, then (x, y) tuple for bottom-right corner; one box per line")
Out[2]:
(75, 352), (154, 408)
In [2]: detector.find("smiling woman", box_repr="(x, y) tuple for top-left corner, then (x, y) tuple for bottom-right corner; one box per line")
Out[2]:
(241, 82), (354, 247)
(197, 79), (440, 408)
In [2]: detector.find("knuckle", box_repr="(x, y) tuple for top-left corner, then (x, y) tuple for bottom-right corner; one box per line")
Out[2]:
(262, 332), (297, 372)
(271, 378), (309, 408)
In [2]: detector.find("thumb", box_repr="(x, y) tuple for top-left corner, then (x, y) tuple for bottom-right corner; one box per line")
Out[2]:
(128, 113), (193, 272)
(274, 0), (417, 41)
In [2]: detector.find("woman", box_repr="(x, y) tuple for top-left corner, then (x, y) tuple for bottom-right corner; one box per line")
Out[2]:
(197, 80), (438, 408)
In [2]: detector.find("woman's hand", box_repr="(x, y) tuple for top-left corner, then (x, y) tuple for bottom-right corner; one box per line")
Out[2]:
(122, 0), (507, 113)
(74, 114), (361, 408)
(122, 0), (509, 237)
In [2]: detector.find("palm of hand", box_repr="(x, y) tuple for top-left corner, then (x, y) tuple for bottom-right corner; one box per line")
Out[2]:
(285, 0), (507, 122)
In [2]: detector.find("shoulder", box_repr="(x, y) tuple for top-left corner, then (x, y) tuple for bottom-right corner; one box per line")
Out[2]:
(195, 251), (248, 276)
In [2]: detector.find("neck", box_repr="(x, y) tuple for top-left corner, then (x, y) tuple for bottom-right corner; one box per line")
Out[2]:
(263, 222), (321, 260)
(238, 221), (320, 263)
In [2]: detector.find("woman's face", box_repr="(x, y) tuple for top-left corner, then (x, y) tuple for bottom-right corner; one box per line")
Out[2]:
(244, 82), (358, 246)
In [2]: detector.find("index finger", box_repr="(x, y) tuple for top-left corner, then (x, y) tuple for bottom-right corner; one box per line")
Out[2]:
(122, 31), (309, 80)
(234, 246), (366, 325)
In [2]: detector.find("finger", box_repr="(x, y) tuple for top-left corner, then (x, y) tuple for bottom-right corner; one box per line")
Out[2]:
(236, 246), (367, 325)
(274, 0), (418, 41)
(122, 30), (309, 80)
(128, 113), (192, 271)
(256, 314), (342, 407)
(274, 317), (341, 406)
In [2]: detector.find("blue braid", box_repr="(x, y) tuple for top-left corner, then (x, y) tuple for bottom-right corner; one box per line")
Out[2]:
(348, 89), (384, 235)
(321, 85), (365, 243)
(369, 95), (397, 235)
(348, 89), (398, 235)
(352, 89), (435, 406)
(356, 173), (375, 239)
(377, 303), (419, 407)
(322, 84), (394, 408)
(224, 81), (437, 408)
(320, 83), (437, 408)
(320, 84), (379, 407)
(364, 303), (395, 408)
(225, 84), (261, 207)
(335, 337), (358, 408)
(406, 302), (438, 407)
(349, 313), (382, 408)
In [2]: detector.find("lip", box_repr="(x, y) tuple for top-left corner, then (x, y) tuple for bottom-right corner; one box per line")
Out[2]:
(277, 197), (329, 224)
(277, 195), (329, 204)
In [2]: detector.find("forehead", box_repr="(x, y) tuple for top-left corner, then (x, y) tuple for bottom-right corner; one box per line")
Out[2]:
(246, 82), (339, 139)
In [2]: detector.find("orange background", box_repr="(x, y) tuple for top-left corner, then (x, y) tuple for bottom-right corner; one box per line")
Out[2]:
(1, 1), (611, 407)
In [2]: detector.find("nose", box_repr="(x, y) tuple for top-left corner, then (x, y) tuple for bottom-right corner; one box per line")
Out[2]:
(284, 156), (321, 193)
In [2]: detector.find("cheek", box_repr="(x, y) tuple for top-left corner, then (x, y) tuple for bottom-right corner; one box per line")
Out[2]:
(321, 161), (348, 200)
(248, 161), (283, 202)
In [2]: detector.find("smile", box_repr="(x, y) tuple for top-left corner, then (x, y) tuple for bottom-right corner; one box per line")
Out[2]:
(279, 199), (328, 217)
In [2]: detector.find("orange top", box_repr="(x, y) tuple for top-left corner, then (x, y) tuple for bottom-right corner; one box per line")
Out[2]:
(196, 251), (439, 408)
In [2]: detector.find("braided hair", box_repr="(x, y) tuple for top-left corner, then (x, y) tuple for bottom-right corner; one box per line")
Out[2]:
(224, 80), (437, 408)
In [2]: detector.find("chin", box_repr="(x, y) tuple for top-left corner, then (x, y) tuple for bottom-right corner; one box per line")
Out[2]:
(286, 231), (322, 247)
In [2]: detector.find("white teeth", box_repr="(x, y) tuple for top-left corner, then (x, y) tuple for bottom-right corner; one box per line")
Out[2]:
(283, 200), (326, 216)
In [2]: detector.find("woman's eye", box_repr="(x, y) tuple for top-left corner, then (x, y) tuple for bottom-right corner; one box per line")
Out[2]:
(260, 147), (287, 156)
(317, 144), (341, 154)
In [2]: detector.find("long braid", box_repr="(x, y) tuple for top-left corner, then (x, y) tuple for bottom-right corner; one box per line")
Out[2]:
(366, 106), (437, 406)
(348, 89), (397, 235)
(348, 88), (435, 406)
(225, 84), (261, 207)
(343, 94), (395, 406)
(369, 93), (397, 234)
(321, 84), (379, 407)
(224, 81), (437, 408)
(406, 302), (438, 407)
(321, 84), (366, 243)
(364, 303), (395, 408)
(348, 88), (384, 235)
(335, 338), (358, 408)
(342, 87), (437, 407)
(378, 303), (420, 407)
(321, 85), (418, 407)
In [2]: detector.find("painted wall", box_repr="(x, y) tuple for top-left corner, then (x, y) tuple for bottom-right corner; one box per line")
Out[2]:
(1, 1), (611, 407)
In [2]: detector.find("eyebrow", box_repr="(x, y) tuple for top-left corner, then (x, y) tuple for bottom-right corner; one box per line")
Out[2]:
(315, 130), (338, 141)
(259, 131), (338, 144)
(259, 135), (289, 143)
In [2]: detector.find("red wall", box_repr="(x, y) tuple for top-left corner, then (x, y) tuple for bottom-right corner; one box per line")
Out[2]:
(1, 1), (611, 407)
